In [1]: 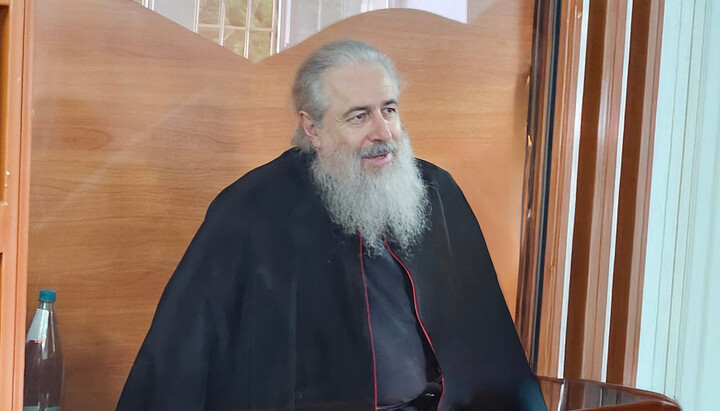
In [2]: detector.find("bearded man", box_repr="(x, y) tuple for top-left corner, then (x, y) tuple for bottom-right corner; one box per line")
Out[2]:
(117, 39), (546, 411)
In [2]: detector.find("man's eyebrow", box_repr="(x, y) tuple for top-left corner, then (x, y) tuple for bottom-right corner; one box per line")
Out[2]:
(341, 105), (370, 119)
(340, 100), (398, 119)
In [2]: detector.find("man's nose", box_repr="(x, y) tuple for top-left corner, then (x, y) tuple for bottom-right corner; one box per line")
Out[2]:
(370, 113), (392, 142)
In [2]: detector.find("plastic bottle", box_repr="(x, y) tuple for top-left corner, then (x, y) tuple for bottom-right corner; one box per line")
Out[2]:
(24, 289), (64, 411)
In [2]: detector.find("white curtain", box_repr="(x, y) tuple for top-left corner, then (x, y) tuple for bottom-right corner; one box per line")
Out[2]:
(637, 1), (720, 410)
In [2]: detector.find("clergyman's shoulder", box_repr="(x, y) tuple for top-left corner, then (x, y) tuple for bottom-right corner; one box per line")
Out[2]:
(416, 157), (456, 187)
(208, 148), (310, 214)
(228, 148), (307, 190)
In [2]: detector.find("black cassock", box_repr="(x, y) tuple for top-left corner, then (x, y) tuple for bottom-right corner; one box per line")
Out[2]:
(116, 148), (546, 411)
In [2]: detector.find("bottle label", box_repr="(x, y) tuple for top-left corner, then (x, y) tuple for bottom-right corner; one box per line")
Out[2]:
(26, 308), (49, 343)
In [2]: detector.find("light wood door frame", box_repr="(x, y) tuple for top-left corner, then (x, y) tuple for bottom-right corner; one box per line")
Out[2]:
(527, 0), (666, 383)
(516, 0), (561, 370)
(563, 0), (631, 381)
(532, 0), (586, 378)
(0, 0), (33, 409)
(607, 0), (664, 386)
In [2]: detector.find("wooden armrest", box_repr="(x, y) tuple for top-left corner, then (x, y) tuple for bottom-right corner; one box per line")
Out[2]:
(537, 376), (682, 411)
(580, 400), (681, 411)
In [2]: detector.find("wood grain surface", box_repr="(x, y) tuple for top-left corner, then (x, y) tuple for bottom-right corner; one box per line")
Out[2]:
(29, 0), (533, 408)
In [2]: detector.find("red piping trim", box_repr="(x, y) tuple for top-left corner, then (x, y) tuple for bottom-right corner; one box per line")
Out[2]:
(358, 234), (378, 411)
(384, 238), (447, 409)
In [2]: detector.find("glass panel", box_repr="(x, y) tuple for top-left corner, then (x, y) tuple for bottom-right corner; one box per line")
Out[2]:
(155, 0), (197, 31)
(247, 30), (271, 62)
(226, 0), (248, 27)
(198, 26), (220, 43)
(199, 0), (221, 25)
(223, 28), (246, 56)
(250, 0), (274, 28)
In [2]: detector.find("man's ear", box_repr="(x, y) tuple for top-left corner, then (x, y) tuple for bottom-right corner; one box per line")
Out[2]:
(299, 111), (321, 149)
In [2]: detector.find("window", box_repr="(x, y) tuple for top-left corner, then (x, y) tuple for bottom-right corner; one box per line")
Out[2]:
(134, 0), (279, 62)
(197, 0), (277, 61)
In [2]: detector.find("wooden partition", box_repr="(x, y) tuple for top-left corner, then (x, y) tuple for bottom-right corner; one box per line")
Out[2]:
(29, 0), (533, 408)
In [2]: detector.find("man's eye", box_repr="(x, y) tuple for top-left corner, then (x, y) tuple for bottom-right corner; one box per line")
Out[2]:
(349, 113), (366, 123)
(383, 107), (397, 115)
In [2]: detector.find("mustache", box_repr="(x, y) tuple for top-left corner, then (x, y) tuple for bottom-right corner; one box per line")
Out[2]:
(359, 141), (398, 158)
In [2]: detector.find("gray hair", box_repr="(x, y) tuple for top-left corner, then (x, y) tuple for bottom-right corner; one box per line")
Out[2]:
(291, 39), (402, 152)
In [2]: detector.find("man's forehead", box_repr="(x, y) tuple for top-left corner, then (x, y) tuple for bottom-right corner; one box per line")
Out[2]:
(322, 63), (398, 110)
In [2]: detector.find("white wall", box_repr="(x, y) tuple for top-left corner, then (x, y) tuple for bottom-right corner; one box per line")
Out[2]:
(281, 0), (472, 50)
(392, 0), (468, 23)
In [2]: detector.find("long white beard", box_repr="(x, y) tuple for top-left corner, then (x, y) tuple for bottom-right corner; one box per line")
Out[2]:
(310, 133), (430, 255)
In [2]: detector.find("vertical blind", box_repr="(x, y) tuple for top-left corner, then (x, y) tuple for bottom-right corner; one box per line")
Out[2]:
(637, 0), (720, 409)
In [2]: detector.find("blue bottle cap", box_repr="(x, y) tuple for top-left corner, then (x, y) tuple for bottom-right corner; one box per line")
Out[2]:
(38, 289), (56, 302)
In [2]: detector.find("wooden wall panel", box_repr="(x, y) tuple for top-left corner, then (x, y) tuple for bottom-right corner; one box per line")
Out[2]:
(29, 0), (533, 408)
